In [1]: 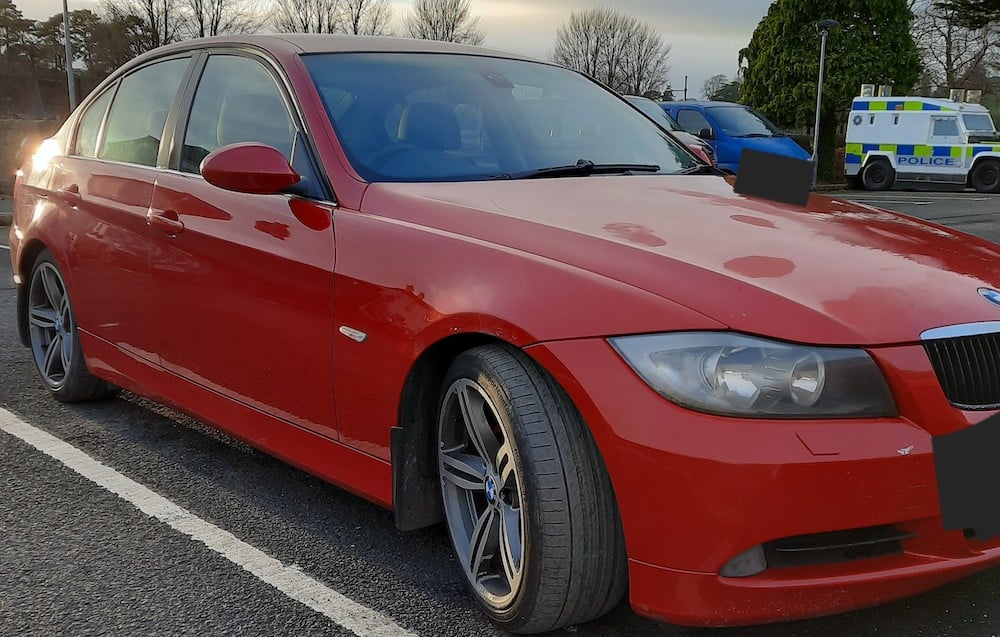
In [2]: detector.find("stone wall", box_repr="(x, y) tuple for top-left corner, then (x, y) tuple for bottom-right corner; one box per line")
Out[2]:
(0, 119), (62, 194)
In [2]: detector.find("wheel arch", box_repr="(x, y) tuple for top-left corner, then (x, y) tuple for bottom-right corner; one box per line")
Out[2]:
(14, 238), (52, 348)
(862, 151), (896, 170)
(389, 331), (621, 534)
(391, 332), (507, 531)
(968, 153), (1000, 176)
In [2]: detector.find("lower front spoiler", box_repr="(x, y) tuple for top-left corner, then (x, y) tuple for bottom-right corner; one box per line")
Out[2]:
(628, 541), (1000, 627)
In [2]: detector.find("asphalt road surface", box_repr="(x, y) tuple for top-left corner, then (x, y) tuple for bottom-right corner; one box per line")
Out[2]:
(838, 189), (1000, 244)
(3, 191), (1000, 637)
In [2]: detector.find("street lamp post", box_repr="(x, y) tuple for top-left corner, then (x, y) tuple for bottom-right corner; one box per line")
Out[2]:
(811, 19), (839, 188)
(62, 0), (77, 110)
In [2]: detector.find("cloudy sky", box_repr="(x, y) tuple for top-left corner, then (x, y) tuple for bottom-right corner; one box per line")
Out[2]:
(23, 0), (775, 96)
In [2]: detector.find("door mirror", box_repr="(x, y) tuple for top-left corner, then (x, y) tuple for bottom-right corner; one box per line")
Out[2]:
(697, 127), (716, 141)
(201, 142), (301, 194)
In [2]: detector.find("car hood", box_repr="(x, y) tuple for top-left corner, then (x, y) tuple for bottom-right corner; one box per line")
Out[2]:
(731, 135), (810, 160)
(361, 175), (1000, 345)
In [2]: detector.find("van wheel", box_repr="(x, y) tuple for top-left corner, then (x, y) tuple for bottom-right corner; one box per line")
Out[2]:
(861, 159), (895, 191)
(971, 159), (1000, 194)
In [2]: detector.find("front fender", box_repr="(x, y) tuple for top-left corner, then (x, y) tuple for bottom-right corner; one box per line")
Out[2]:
(330, 208), (725, 462)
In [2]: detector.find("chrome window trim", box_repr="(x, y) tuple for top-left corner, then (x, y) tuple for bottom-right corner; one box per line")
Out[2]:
(920, 321), (1000, 341)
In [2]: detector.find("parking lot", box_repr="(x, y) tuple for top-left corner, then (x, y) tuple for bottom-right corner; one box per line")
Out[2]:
(2, 190), (1000, 636)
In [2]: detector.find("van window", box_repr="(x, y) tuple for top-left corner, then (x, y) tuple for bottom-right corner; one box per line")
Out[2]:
(931, 117), (960, 137)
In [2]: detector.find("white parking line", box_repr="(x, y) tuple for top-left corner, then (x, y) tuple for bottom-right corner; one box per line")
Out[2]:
(0, 244), (9, 251)
(0, 408), (416, 637)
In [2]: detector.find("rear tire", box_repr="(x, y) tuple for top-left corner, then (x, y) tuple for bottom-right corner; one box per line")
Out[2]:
(27, 251), (119, 402)
(970, 159), (1000, 194)
(860, 158), (895, 191)
(437, 345), (627, 634)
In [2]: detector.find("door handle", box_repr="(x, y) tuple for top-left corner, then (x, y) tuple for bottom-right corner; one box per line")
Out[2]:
(56, 184), (81, 205)
(147, 209), (185, 235)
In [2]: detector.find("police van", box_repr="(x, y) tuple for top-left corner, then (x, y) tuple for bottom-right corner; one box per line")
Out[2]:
(845, 88), (1000, 193)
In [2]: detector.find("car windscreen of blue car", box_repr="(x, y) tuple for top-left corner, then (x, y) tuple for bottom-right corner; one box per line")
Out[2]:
(707, 105), (785, 137)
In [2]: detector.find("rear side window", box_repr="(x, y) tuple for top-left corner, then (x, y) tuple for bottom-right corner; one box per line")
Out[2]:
(181, 55), (296, 174)
(73, 88), (114, 158)
(100, 57), (191, 167)
(676, 109), (712, 134)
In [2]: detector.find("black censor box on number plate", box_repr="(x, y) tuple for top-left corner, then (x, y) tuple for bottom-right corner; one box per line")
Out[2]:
(733, 148), (813, 207)
(934, 411), (1000, 541)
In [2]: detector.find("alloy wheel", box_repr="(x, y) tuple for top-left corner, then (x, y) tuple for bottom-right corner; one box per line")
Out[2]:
(28, 262), (74, 389)
(438, 378), (525, 609)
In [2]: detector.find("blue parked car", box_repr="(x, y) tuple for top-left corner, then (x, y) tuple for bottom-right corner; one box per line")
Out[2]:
(660, 101), (810, 174)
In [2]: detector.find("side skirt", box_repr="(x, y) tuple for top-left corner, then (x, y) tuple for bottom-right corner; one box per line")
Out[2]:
(79, 330), (393, 508)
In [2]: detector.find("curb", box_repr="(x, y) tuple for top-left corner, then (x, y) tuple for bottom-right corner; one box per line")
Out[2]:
(813, 183), (850, 192)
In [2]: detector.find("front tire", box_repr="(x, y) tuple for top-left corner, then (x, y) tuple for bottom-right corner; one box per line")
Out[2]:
(27, 251), (118, 402)
(970, 159), (1000, 194)
(861, 158), (895, 191)
(437, 345), (627, 634)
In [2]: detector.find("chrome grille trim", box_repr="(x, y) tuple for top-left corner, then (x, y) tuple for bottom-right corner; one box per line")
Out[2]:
(921, 321), (1000, 341)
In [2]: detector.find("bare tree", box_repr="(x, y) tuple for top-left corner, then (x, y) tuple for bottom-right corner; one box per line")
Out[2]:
(405, 0), (484, 45)
(273, 0), (341, 33)
(186, 0), (266, 37)
(701, 74), (727, 99)
(105, 0), (187, 50)
(551, 7), (670, 96)
(912, 0), (998, 92)
(341, 0), (393, 35)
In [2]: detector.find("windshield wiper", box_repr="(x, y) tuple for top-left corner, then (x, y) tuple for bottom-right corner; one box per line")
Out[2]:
(492, 159), (660, 180)
(738, 133), (775, 138)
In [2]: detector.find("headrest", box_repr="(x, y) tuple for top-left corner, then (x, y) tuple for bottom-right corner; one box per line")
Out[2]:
(217, 92), (293, 155)
(397, 102), (461, 151)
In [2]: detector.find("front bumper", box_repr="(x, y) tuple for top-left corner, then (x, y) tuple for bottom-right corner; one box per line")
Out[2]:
(526, 338), (1000, 627)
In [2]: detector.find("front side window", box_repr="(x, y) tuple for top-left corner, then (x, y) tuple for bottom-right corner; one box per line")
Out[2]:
(303, 53), (694, 182)
(931, 117), (960, 137)
(963, 114), (996, 133)
(182, 55), (296, 174)
(676, 109), (712, 135)
(99, 57), (191, 166)
(73, 88), (114, 158)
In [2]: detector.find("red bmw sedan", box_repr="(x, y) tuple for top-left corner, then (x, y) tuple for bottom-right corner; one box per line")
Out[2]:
(10, 34), (1000, 633)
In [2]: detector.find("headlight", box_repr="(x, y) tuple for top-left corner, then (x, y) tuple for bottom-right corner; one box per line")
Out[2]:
(609, 332), (897, 418)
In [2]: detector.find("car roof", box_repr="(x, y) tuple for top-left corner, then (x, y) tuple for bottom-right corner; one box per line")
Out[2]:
(136, 33), (538, 64)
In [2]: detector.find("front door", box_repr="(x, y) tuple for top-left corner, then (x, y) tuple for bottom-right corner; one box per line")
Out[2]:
(146, 52), (338, 438)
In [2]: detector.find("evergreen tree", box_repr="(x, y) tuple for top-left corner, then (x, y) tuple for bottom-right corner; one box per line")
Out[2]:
(740, 0), (921, 180)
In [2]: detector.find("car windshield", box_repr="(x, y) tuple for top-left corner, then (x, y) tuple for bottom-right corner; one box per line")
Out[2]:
(303, 53), (695, 182)
(625, 97), (681, 131)
(706, 105), (784, 137)
(963, 114), (997, 133)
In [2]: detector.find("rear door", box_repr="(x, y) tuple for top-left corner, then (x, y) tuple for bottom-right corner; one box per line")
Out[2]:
(56, 55), (193, 362)
(146, 51), (338, 439)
